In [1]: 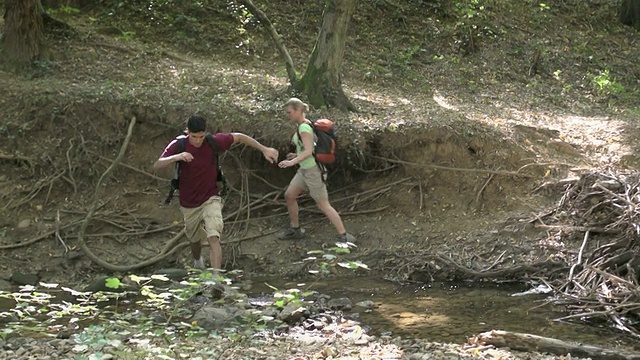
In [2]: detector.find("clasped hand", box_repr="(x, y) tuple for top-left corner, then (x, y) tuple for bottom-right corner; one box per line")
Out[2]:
(278, 153), (297, 168)
(175, 152), (194, 162)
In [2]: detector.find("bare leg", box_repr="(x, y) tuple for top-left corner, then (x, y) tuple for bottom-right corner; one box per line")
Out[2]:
(208, 235), (222, 270)
(316, 199), (346, 234)
(284, 185), (304, 227)
(190, 241), (202, 260)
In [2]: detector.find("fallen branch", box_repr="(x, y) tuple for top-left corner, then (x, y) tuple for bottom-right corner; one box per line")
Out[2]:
(476, 330), (640, 360)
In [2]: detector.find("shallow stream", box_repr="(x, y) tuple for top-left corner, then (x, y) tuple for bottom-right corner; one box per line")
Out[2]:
(252, 276), (639, 351)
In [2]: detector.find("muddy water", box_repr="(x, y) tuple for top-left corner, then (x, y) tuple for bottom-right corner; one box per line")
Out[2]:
(252, 276), (638, 350)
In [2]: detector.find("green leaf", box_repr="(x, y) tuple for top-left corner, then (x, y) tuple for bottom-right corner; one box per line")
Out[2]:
(105, 278), (122, 289)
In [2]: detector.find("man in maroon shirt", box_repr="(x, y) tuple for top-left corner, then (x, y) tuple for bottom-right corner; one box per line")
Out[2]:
(154, 115), (279, 270)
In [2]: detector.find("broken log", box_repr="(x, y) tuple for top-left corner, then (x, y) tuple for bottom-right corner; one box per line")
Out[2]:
(476, 330), (640, 360)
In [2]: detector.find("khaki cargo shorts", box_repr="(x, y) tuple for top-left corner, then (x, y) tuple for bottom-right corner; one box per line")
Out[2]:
(290, 165), (328, 201)
(180, 196), (224, 244)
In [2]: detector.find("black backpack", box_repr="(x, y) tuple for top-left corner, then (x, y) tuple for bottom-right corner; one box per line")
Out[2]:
(164, 133), (227, 205)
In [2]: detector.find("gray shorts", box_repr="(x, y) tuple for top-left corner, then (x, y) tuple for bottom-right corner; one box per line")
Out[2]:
(290, 165), (328, 201)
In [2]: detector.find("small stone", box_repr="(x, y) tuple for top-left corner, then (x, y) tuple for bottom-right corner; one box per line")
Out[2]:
(355, 300), (375, 309)
(327, 297), (352, 311)
(17, 219), (31, 229)
(323, 347), (337, 357)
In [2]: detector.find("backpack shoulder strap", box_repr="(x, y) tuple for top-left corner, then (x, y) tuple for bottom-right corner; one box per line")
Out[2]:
(176, 135), (187, 154)
(204, 133), (221, 168)
(295, 120), (314, 141)
(204, 133), (219, 154)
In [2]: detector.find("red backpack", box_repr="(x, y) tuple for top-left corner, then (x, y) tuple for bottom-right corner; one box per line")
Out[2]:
(296, 119), (336, 164)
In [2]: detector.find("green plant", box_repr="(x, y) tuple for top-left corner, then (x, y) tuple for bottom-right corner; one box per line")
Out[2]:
(304, 242), (369, 276)
(118, 31), (136, 42)
(455, 0), (488, 20)
(47, 6), (80, 15)
(588, 69), (624, 97)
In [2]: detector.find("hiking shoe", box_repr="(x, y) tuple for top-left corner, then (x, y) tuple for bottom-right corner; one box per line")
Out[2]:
(337, 232), (356, 244)
(193, 257), (205, 270)
(278, 226), (304, 240)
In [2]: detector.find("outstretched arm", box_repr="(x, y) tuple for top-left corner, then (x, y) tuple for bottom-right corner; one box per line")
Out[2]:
(231, 133), (279, 163)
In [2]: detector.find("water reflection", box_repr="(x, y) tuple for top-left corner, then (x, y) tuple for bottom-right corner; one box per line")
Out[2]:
(251, 276), (638, 350)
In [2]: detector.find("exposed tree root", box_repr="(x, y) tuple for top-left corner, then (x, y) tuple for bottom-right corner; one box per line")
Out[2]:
(75, 117), (187, 272)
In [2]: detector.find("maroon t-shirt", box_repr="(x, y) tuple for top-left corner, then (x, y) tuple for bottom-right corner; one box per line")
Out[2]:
(161, 133), (234, 208)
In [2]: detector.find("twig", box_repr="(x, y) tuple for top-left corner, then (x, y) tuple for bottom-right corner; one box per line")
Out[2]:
(99, 155), (168, 182)
(418, 177), (424, 210)
(483, 250), (507, 272)
(4, 170), (66, 210)
(0, 220), (82, 250)
(223, 229), (279, 244)
(55, 210), (69, 254)
(66, 139), (78, 195)
(568, 231), (590, 282)
(516, 162), (577, 173)
(554, 304), (640, 322)
(371, 155), (534, 178)
(0, 153), (34, 168)
(534, 224), (618, 234)
(476, 173), (495, 204)
(249, 172), (284, 191)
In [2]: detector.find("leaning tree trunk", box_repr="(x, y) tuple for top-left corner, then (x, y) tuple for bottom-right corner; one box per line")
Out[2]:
(3, 0), (46, 68)
(620, 0), (640, 30)
(296, 0), (357, 112)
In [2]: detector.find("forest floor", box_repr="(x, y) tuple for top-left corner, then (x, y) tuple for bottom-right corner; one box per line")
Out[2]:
(0, 0), (639, 358)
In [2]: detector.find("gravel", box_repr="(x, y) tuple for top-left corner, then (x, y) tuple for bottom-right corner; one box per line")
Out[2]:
(0, 321), (588, 360)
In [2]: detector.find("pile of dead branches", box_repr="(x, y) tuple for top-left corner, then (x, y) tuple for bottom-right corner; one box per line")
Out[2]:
(538, 171), (640, 337)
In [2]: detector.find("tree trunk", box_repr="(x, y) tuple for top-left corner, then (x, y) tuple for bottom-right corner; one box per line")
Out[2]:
(296, 0), (357, 112)
(620, 0), (640, 30)
(3, 0), (46, 68)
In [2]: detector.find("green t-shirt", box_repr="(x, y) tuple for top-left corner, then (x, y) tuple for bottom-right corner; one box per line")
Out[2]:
(293, 123), (316, 169)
